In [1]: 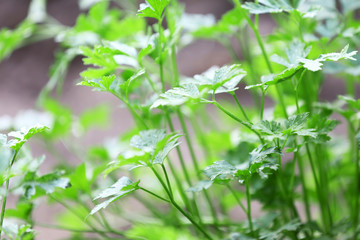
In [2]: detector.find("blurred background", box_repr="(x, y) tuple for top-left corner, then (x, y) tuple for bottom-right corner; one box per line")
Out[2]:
(0, 1), (356, 239)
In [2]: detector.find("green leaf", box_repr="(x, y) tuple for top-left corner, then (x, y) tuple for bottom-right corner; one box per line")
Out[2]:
(271, 40), (311, 68)
(247, 145), (280, 180)
(245, 65), (302, 90)
(0, 21), (35, 61)
(203, 160), (239, 182)
(252, 120), (282, 137)
(243, 0), (293, 15)
(8, 125), (49, 151)
(187, 180), (213, 192)
(284, 113), (317, 138)
(138, 0), (170, 20)
(190, 64), (246, 93)
(300, 45), (357, 72)
(259, 219), (301, 240)
(5, 201), (33, 222)
(1, 223), (35, 240)
(130, 129), (181, 165)
(192, 8), (243, 39)
(79, 105), (111, 132)
(23, 171), (71, 198)
(90, 176), (140, 215)
(151, 84), (201, 109)
(0, 134), (12, 175)
(126, 224), (196, 240)
(27, 0), (47, 23)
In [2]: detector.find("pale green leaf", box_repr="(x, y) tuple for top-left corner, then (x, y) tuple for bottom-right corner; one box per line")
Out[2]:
(91, 176), (140, 215)
(187, 180), (213, 192)
(151, 84), (200, 109)
(8, 125), (49, 151)
(138, 0), (170, 20)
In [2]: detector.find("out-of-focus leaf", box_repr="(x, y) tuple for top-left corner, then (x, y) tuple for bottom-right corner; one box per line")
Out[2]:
(79, 105), (111, 132)
(23, 171), (71, 198)
(27, 0), (47, 23)
(138, 0), (170, 20)
(8, 125), (48, 151)
(187, 180), (213, 192)
(259, 219), (301, 240)
(0, 21), (35, 61)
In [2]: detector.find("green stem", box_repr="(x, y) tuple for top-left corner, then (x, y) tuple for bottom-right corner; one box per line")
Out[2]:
(139, 187), (171, 203)
(0, 150), (18, 237)
(150, 166), (172, 198)
(172, 201), (214, 240)
(161, 164), (173, 198)
(231, 92), (250, 121)
(171, 45), (180, 85)
(260, 89), (265, 121)
(295, 149), (312, 223)
(226, 184), (247, 214)
(150, 166), (212, 240)
(177, 110), (220, 227)
(165, 113), (192, 186)
(305, 144), (328, 232)
(212, 100), (264, 144)
(177, 110), (200, 174)
(232, 0), (288, 118)
(50, 195), (109, 238)
(246, 179), (254, 236)
(37, 223), (126, 237)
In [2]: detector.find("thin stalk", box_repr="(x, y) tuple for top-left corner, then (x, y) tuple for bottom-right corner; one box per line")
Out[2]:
(165, 113), (192, 185)
(158, 18), (165, 93)
(226, 184), (247, 214)
(177, 110), (201, 174)
(275, 140), (299, 221)
(157, 16), (197, 217)
(246, 179), (254, 236)
(232, 0), (288, 118)
(177, 110), (220, 227)
(50, 195), (109, 238)
(166, 156), (193, 212)
(348, 122), (359, 239)
(354, 140), (360, 240)
(260, 89), (265, 121)
(165, 114), (202, 224)
(305, 144), (328, 232)
(292, 75), (311, 223)
(161, 164), (173, 198)
(171, 45), (180, 85)
(37, 223), (126, 237)
(236, 30), (261, 109)
(150, 166), (172, 197)
(212, 100), (264, 144)
(0, 150), (18, 237)
(133, 193), (168, 220)
(295, 150), (312, 222)
(171, 201), (214, 240)
(139, 187), (171, 203)
(231, 92), (250, 121)
(150, 166), (212, 240)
